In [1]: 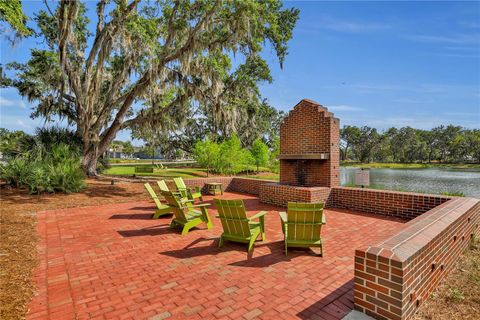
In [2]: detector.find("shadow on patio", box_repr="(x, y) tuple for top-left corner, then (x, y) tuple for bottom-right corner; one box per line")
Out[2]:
(297, 280), (354, 319)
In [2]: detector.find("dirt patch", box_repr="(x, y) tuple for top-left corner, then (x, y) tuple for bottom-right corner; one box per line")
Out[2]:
(413, 236), (480, 320)
(0, 179), (147, 320)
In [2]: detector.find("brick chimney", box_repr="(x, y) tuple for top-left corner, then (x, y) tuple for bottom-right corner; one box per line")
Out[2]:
(279, 99), (340, 187)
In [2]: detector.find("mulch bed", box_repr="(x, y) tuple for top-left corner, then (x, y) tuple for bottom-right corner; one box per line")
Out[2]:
(413, 237), (480, 320)
(0, 179), (147, 320)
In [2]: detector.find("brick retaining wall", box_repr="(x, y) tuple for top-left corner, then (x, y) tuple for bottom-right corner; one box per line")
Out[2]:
(353, 197), (480, 320)
(181, 177), (234, 193)
(330, 187), (451, 220)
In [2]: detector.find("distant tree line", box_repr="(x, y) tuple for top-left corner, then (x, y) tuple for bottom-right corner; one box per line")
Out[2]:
(340, 125), (480, 164)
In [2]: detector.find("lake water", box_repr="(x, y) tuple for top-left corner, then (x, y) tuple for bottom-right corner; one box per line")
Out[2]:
(340, 167), (480, 198)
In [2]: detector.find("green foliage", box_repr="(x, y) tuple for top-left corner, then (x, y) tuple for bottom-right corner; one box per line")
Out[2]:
(440, 191), (465, 197)
(447, 287), (465, 302)
(0, 140), (85, 194)
(268, 136), (280, 173)
(341, 125), (480, 164)
(0, 128), (30, 158)
(193, 134), (271, 175)
(122, 141), (135, 157)
(250, 139), (269, 172)
(0, 156), (30, 187)
(218, 135), (251, 175)
(0, 0), (32, 37)
(33, 127), (82, 151)
(193, 139), (220, 177)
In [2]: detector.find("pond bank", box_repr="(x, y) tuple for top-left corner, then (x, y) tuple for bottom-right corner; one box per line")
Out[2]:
(341, 162), (480, 169)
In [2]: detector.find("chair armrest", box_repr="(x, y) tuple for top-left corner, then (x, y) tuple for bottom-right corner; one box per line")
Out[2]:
(189, 203), (211, 208)
(278, 211), (287, 223)
(179, 198), (194, 204)
(249, 211), (267, 221)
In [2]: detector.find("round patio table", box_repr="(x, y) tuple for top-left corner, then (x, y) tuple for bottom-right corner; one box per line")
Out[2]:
(205, 182), (224, 195)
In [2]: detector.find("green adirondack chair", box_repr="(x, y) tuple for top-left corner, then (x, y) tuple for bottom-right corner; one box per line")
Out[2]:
(279, 202), (326, 256)
(161, 190), (213, 235)
(173, 177), (203, 202)
(157, 179), (192, 203)
(157, 179), (170, 192)
(144, 183), (174, 219)
(214, 199), (267, 252)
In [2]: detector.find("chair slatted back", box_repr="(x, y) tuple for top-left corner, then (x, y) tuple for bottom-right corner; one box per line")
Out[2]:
(286, 202), (324, 242)
(160, 190), (188, 222)
(157, 180), (169, 192)
(144, 183), (163, 208)
(173, 177), (187, 189)
(173, 177), (189, 198)
(214, 199), (251, 238)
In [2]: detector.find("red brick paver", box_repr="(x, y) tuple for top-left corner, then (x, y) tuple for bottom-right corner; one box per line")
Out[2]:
(28, 192), (405, 320)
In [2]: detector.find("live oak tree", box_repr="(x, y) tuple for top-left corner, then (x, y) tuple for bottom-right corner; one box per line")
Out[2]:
(4, 0), (299, 175)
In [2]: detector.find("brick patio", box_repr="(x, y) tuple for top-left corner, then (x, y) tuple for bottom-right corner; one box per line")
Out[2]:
(28, 192), (406, 320)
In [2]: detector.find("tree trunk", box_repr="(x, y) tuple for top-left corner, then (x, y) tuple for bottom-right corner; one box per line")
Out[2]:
(82, 151), (99, 176)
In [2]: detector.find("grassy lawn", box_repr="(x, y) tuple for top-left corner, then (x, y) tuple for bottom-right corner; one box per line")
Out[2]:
(104, 166), (208, 178)
(104, 165), (275, 179)
(241, 172), (279, 181)
(341, 162), (480, 169)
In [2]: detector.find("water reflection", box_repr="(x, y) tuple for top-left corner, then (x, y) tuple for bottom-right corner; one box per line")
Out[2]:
(340, 167), (480, 198)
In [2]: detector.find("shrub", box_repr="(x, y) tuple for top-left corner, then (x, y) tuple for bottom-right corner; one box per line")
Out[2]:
(268, 136), (280, 173)
(250, 139), (269, 172)
(440, 191), (465, 197)
(193, 139), (220, 177)
(218, 135), (250, 175)
(0, 157), (30, 188)
(0, 143), (85, 194)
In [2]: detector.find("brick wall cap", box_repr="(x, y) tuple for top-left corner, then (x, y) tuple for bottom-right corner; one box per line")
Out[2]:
(262, 182), (331, 191)
(371, 197), (479, 262)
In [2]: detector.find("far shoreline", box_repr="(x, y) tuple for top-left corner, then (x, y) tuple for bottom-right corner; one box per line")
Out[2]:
(341, 162), (480, 170)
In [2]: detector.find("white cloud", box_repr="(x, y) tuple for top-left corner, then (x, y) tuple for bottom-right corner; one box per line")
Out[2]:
(406, 33), (480, 45)
(318, 17), (391, 33)
(16, 119), (32, 129)
(0, 96), (27, 109)
(300, 16), (391, 34)
(0, 115), (39, 132)
(460, 21), (480, 29)
(394, 98), (434, 104)
(326, 105), (363, 112)
(434, 52), (480, 59)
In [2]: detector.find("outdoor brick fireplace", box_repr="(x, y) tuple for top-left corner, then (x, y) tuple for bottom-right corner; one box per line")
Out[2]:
(260, 99), (340, 206)
(279, 99), (340, 187)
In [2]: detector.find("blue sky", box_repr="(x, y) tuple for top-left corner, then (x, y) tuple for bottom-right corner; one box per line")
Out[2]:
(1, 0), (479, 143)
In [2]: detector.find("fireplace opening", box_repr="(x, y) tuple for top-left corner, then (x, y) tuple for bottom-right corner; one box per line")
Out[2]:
(295, 160), (307, 186)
